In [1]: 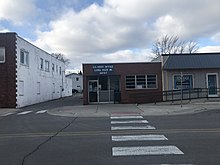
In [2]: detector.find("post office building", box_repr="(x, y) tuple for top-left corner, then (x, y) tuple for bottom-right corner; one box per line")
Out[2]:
(83, 62), (162, 104)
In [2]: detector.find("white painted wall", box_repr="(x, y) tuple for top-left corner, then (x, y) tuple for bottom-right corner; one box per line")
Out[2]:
(63, 77), (73, 97)
(16, 35), (72, 108)
(66, 73), (83, 93)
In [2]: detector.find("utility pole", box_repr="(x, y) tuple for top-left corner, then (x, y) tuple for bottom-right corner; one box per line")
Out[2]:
(181, 72), (183, 107)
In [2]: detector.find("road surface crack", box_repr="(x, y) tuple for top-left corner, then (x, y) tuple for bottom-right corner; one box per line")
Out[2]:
(21, 117), (78, 165)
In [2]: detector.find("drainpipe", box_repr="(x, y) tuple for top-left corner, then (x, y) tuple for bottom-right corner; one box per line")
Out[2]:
(61, 70), (64, 98)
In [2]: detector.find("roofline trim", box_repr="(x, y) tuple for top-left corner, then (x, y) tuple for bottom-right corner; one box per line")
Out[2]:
(162, 52), (220, 56)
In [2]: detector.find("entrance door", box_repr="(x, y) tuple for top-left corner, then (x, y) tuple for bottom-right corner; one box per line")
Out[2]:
(207, 73), (218, 97)
(88, 80), (99, 103)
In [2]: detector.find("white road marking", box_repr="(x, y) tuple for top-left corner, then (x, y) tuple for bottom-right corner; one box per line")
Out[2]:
(112, 146), (184, 156)
(36, 110), (48, 114)
(0, 112), (15, 116)
(111, 120), (148, 124)
(17, 111), (33, 115)
(112, 135), (168, 141)
(111, 125), (155, 130)
(111, 116), (143, 119)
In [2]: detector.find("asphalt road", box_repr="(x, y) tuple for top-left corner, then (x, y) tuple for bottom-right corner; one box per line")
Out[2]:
(0, 98), (220, 165)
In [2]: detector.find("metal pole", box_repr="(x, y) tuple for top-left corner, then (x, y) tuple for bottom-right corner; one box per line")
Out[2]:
(181, 72), (183, 107)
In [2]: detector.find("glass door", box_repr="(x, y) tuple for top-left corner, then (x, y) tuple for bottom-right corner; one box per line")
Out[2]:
(207, 73), (218, 97)
(88, 80), (99, 103)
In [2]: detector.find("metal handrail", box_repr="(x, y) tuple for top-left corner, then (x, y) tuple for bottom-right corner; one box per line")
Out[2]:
(163, 88), (220, 102)
(126, 88), (220, 104)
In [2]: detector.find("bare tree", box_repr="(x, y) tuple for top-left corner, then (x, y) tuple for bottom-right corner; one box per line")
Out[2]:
(152, 35), (199, 58)
(186, 40), (199, 53)
(51, 53), (70, 67)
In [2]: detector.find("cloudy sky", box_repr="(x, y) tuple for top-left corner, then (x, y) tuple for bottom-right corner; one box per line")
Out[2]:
(1, 0), (220, 72)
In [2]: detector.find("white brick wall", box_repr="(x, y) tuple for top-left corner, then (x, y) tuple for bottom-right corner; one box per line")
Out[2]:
(15, 35), (72, 108)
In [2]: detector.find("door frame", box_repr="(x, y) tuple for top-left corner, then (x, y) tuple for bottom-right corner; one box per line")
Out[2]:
(206, 73), (219, 97)
(88, 80), (99, 103)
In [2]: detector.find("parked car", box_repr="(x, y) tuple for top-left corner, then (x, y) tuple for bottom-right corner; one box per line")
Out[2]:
(72, 89), (79, 93)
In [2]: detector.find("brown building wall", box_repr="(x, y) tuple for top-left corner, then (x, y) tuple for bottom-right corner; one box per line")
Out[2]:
(83, 62), (162, 104)
(83, 73), (89, 105)
(0, 33), (17, 108)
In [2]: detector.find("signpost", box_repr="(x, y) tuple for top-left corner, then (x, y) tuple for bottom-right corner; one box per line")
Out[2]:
(181, 72), (183, 107)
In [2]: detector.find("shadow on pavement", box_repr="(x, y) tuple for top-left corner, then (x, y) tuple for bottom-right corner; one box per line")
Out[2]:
(21, 94), (83, 111)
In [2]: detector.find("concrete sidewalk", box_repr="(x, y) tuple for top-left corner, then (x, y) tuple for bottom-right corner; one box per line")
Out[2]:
(47, 100), (220, 117)
(1, 96), (220, 117)
(0, 108), (19, 116)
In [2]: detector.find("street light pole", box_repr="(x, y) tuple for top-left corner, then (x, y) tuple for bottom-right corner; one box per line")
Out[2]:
(181, 72), (183, 107)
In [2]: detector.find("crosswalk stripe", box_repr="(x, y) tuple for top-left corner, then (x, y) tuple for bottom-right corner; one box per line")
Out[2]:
(159, 164), (193, 165)
(111, 125), (155, 130)
(17, 111), (32, 115)
(111, 120), (148, 124)
(36, 110), (48, 114)
(111, 116), (143, 119)
(112, 146), (184, 156)
(112, 135), (168, 141)
(0, 112), (15, 116)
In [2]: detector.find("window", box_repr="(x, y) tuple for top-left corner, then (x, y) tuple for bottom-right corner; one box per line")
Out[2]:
(147, 75), (157, 88)
(53, 83), (55, 93)
(0, 47), (5, 63)
(19, 80), (24, 96)
(76, 77), (79, 81)
(126, 74), (158, 89)
(40, 58), (44, 70)
(59, 67), (62, 75)
(174, 74), (193, 89)
(45, 60), (50, 72)
(52, 63), (55, 72)
(56, 65), (58, 73)
(126, 75), (135, 89)
(20, 50), (29, 66)
(37, 82), (40, 95)
(136, 75), (146, 89)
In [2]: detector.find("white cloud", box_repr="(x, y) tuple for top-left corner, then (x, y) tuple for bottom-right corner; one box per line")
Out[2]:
(31, 0), (220, 70)
(103, 49), (154, 62)
(211, 33), (220, 43)
(198, 46), (220, 53)
(34, 3), (150, 54)
(153, 15), (185, 38)
(104, 0), (167, 21)
(0, 0), (37, 24)
(169, 0), (220, 39)
(0, 26), (10, 33)
(33, 3), (152, 67)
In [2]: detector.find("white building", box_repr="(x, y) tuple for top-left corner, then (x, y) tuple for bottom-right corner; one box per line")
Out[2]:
(0, 32), (72, 108)
(66, 73), (83, 93)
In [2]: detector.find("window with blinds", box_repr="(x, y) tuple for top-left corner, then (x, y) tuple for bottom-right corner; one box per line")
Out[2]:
(126, 74), (157, 89)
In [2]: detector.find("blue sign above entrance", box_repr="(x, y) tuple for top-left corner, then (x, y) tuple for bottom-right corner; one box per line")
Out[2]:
(93, 64), (114, 75)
